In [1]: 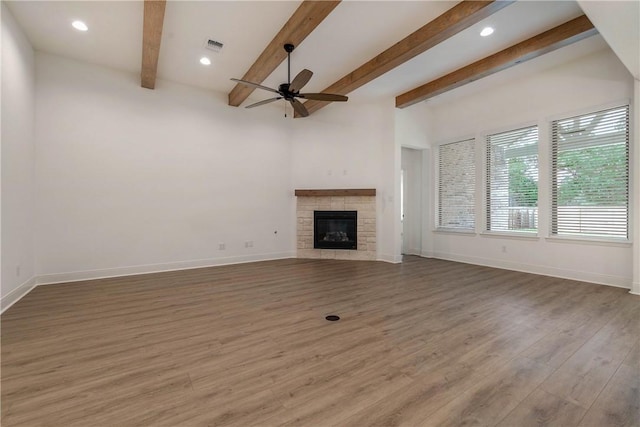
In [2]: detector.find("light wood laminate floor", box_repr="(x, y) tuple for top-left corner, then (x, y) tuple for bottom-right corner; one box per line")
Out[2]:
(2, 257), (639, 426)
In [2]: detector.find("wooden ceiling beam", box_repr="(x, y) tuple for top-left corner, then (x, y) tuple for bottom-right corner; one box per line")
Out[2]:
(228, 1), (341, 107)
(141, 0), (166, 89)
(396, 15), (597, 108)
(297, 0), (514, 117)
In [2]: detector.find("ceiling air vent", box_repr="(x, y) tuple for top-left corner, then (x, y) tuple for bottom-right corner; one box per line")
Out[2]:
(205, 39), (223, 53)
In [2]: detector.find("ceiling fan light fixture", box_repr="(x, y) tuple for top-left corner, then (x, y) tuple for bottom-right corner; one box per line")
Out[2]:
(199, 57), (212, 66)
(71, 20), (88, 32)
(480, 27), (494, 37)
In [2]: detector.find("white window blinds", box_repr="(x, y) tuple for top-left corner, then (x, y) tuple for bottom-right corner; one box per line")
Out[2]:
(551, 105), (629, 239)
(438, 139), (475, 230)
(486, 126), (538, 233)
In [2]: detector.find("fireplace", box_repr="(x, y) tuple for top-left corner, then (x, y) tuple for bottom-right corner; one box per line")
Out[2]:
(314, 211), (357, 250)
(296, 189), (375, 260)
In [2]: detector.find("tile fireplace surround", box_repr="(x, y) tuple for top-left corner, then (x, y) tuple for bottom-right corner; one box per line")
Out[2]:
(295, 189), (376, 260)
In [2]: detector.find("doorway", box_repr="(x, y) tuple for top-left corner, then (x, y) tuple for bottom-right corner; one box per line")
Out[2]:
(401, 147), (423, 256)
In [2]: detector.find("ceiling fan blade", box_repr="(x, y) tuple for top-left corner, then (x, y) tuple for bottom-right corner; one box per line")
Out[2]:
(230, 78), (280, 94)
(289, 98), (309, 117)
(289, 69), (313, 93)
(245, 97), (282, 109)
(298, 93), (348, 102)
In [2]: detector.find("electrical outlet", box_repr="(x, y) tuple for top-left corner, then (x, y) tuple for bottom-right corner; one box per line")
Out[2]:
(219, 243), (225, 250)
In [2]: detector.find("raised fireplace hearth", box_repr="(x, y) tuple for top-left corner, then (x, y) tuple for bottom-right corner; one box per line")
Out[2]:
(295, 189), (376, 261)
(314, 211), (357, 250)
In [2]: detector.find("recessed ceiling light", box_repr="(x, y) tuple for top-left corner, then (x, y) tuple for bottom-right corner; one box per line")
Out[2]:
(480, 27), (494, 37)
(72, 20), (88, 32)
(199, 57), (211, 66)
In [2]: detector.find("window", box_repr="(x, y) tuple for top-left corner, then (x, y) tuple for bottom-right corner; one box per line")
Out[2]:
(551, 105), (629, 239)
(438, 139), (475, 230)
(486, 126), (538, 233)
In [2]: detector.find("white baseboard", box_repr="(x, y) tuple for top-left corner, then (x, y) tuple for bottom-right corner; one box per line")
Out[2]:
(36, 252), (296, 286)
(430, 251), (631, 289)
(378, 253), (402, 263)
(6, 252), (633, 313)
(1, 276), (37, 314)
(630, 281), (640, 296)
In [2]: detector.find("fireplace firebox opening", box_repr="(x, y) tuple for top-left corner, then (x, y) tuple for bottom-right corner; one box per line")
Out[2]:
(314, 210), (357, 250)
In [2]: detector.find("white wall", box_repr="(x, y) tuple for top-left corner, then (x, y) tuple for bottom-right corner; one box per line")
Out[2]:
(289, 99), (399, 262)
(416, 46), (636, 288)
(34, 53), (295, 283)
(395, 102), (432, 150)
(1, 3), (36, 310)
(577, 0), (639, 80)
(24, 50), (403, 287)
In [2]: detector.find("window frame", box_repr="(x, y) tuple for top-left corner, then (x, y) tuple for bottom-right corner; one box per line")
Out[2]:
(549, 103), (631, 243)
(484, 124), (540, 236)
(435, 137), (477, 233)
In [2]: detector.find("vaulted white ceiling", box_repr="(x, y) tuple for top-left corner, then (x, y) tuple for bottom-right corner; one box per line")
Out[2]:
(5, 1), (633, 108)
(576, 0), (639, 80)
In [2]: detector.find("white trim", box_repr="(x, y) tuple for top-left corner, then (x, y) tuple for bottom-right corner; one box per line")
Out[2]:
(378, 253), (402, 263)
(4, 254), (633, 314)
(433, 134), (477, 148)
(434, 136), (477, 232)
(631, 80), (639, 296)
(475, 136), (483, 236)
(481, 120), (540, 141)
(430, 251), (631, 289)
(545, 236), (632, 248)
(36, 252), (295, 286)
(480, 232), (539, 241)
(548, 104), (631, 242)
(545, 99), (632, 123)
(433, 229), (476, 236)
(1, 276), (37, 314)
(483, 124), (540, 236)
(400, 144), (430, 151)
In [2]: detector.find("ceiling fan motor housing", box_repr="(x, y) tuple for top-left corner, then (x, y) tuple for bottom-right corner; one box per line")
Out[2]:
(279, 83), (295, 99)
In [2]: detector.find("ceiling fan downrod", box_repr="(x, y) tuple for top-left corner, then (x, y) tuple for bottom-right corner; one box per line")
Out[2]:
(284, 43), (295, 84)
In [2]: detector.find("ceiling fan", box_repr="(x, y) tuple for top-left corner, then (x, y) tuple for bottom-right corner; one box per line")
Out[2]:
(231, 44), (348, 117)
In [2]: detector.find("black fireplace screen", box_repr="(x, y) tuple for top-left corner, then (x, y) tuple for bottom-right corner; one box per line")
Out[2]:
(314, 210), (357, 250)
